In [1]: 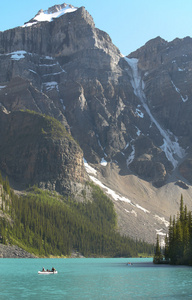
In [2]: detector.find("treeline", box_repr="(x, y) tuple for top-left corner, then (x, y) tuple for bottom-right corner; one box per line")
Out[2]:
(154, 195), (192, 265)
(0, 176), (154, 257)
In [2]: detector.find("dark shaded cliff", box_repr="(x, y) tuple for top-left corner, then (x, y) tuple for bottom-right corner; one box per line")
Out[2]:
(0, 110), (87, 194)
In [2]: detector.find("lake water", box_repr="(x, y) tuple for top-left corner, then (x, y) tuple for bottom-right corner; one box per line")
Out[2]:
(0, 258), (192, 299)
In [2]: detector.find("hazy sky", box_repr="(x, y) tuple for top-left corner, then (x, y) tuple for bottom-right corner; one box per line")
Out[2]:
(1, 0), (192, 55)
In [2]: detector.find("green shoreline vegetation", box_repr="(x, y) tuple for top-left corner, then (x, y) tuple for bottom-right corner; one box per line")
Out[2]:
(0, 173), (154, 258)
(154, 195), (192, 265)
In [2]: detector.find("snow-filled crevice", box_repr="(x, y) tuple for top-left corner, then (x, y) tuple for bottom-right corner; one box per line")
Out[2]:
(171, 80), (188, 102)
(124, 57), (185, 168)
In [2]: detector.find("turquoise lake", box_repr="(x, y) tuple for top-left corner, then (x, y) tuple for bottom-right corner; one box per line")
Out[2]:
(0, 258), (192, 299)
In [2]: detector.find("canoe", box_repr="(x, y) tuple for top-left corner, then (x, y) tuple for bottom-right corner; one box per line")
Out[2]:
(38, 271), (58, 274)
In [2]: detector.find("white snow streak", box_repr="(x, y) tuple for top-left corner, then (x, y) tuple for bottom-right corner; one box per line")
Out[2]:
(126, 145), (135, 166)
(10, 51), (27, 60)
(135, 108), (144, 118)
(154, 215), (169, 227)
(156, 229), (166, 236)
(42, 70), (65, 77)
(136, 127), (141, 136)
(43, 81), (59, 91)
(84, 160), (150, 214)
(171, 80), (188, 102)
(125, 209), (137, 217)
(124, 57), (185, 168)
(60, 99), (66, 110)
(84, 159), (97, 176)
(29, 69), (37, 74)
(135, 204), (149, 213)
(89, 175), (132, 204)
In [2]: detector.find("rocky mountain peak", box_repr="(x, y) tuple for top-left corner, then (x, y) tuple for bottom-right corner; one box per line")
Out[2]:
(46, 3), (77, 14)
(24, 3), (77, 27)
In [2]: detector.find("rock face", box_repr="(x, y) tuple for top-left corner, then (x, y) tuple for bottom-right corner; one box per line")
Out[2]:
(128, 36), (192, 185)
(1, 4), (192, 243)
(0, 244), (36, 258)
(0, 110), (87, 194)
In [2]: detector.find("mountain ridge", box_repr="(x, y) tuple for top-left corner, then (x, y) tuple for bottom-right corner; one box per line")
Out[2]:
(1, 3), (192, 244)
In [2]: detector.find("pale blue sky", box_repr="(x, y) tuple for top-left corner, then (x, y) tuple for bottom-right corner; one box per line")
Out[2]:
(0, 0), (192, 55)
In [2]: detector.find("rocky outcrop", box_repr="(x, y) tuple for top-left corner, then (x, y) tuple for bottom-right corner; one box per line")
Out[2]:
(0, 244), (36, 258)
(0, 110), (87, 194)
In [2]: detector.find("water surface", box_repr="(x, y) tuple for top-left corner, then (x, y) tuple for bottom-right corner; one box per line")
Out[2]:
(0, 258), (192, 299)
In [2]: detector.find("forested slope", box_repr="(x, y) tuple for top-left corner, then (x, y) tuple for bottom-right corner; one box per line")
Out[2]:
(0, 175), (154, 257)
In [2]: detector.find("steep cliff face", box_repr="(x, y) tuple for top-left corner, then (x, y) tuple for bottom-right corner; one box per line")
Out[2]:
(0, 110), (87, 194)
(128, 36), (192, 184)
(1, 3), (192, 243)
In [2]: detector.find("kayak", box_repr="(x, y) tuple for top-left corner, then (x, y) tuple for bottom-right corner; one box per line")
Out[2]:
(38, 271), (58, 274)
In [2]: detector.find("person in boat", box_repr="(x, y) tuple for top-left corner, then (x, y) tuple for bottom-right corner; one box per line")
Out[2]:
(42, 267), (45, 272)
(51, 267), (56, 272)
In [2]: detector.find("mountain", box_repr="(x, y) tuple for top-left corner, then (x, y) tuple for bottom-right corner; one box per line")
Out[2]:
(0, 110), (87, 194)
(1, 3), (192, 244)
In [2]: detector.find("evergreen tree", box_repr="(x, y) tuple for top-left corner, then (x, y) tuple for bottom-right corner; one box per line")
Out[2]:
(179, 194), (184, 222)
(165, 195), (192, 265)
(164, 234), (169, 261)
(0, 183), (154, 257)
(153, 235), (163, 264)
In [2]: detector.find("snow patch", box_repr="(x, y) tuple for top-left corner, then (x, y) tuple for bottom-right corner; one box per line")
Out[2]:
(156, 229), (166, 236)
(23, 4), (77, 27)
(84, 159), (97, 176)
(60, 99), (66, 110)
(126, 145), (135, 166)
(85, 161), (150, 214)
(45, 56), (54, 60)
(89, 175), (132, 204)
(135, 108), (144, 118)
(154, 215), (169, 227)
(100, 158), (107, 166)
(135, 127), (141, 136)
(43, 81), (59, 92)
(10, 51), (27, 61)
(29, 69), (37, 74)
(39, 63), (58, 67)
(135, 204), (150, 213)
(42, 70), (65, 77)
(124, 143), (129, 150)
(125, 209), (137, 217)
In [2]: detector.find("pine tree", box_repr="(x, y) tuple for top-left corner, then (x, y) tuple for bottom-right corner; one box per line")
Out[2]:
(175, 217), (183, 262)
(166, 195), (192, 265)
(153, 235), (163, 264)
(164, 234), (169, 261)
(180, 194), (184, 222)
